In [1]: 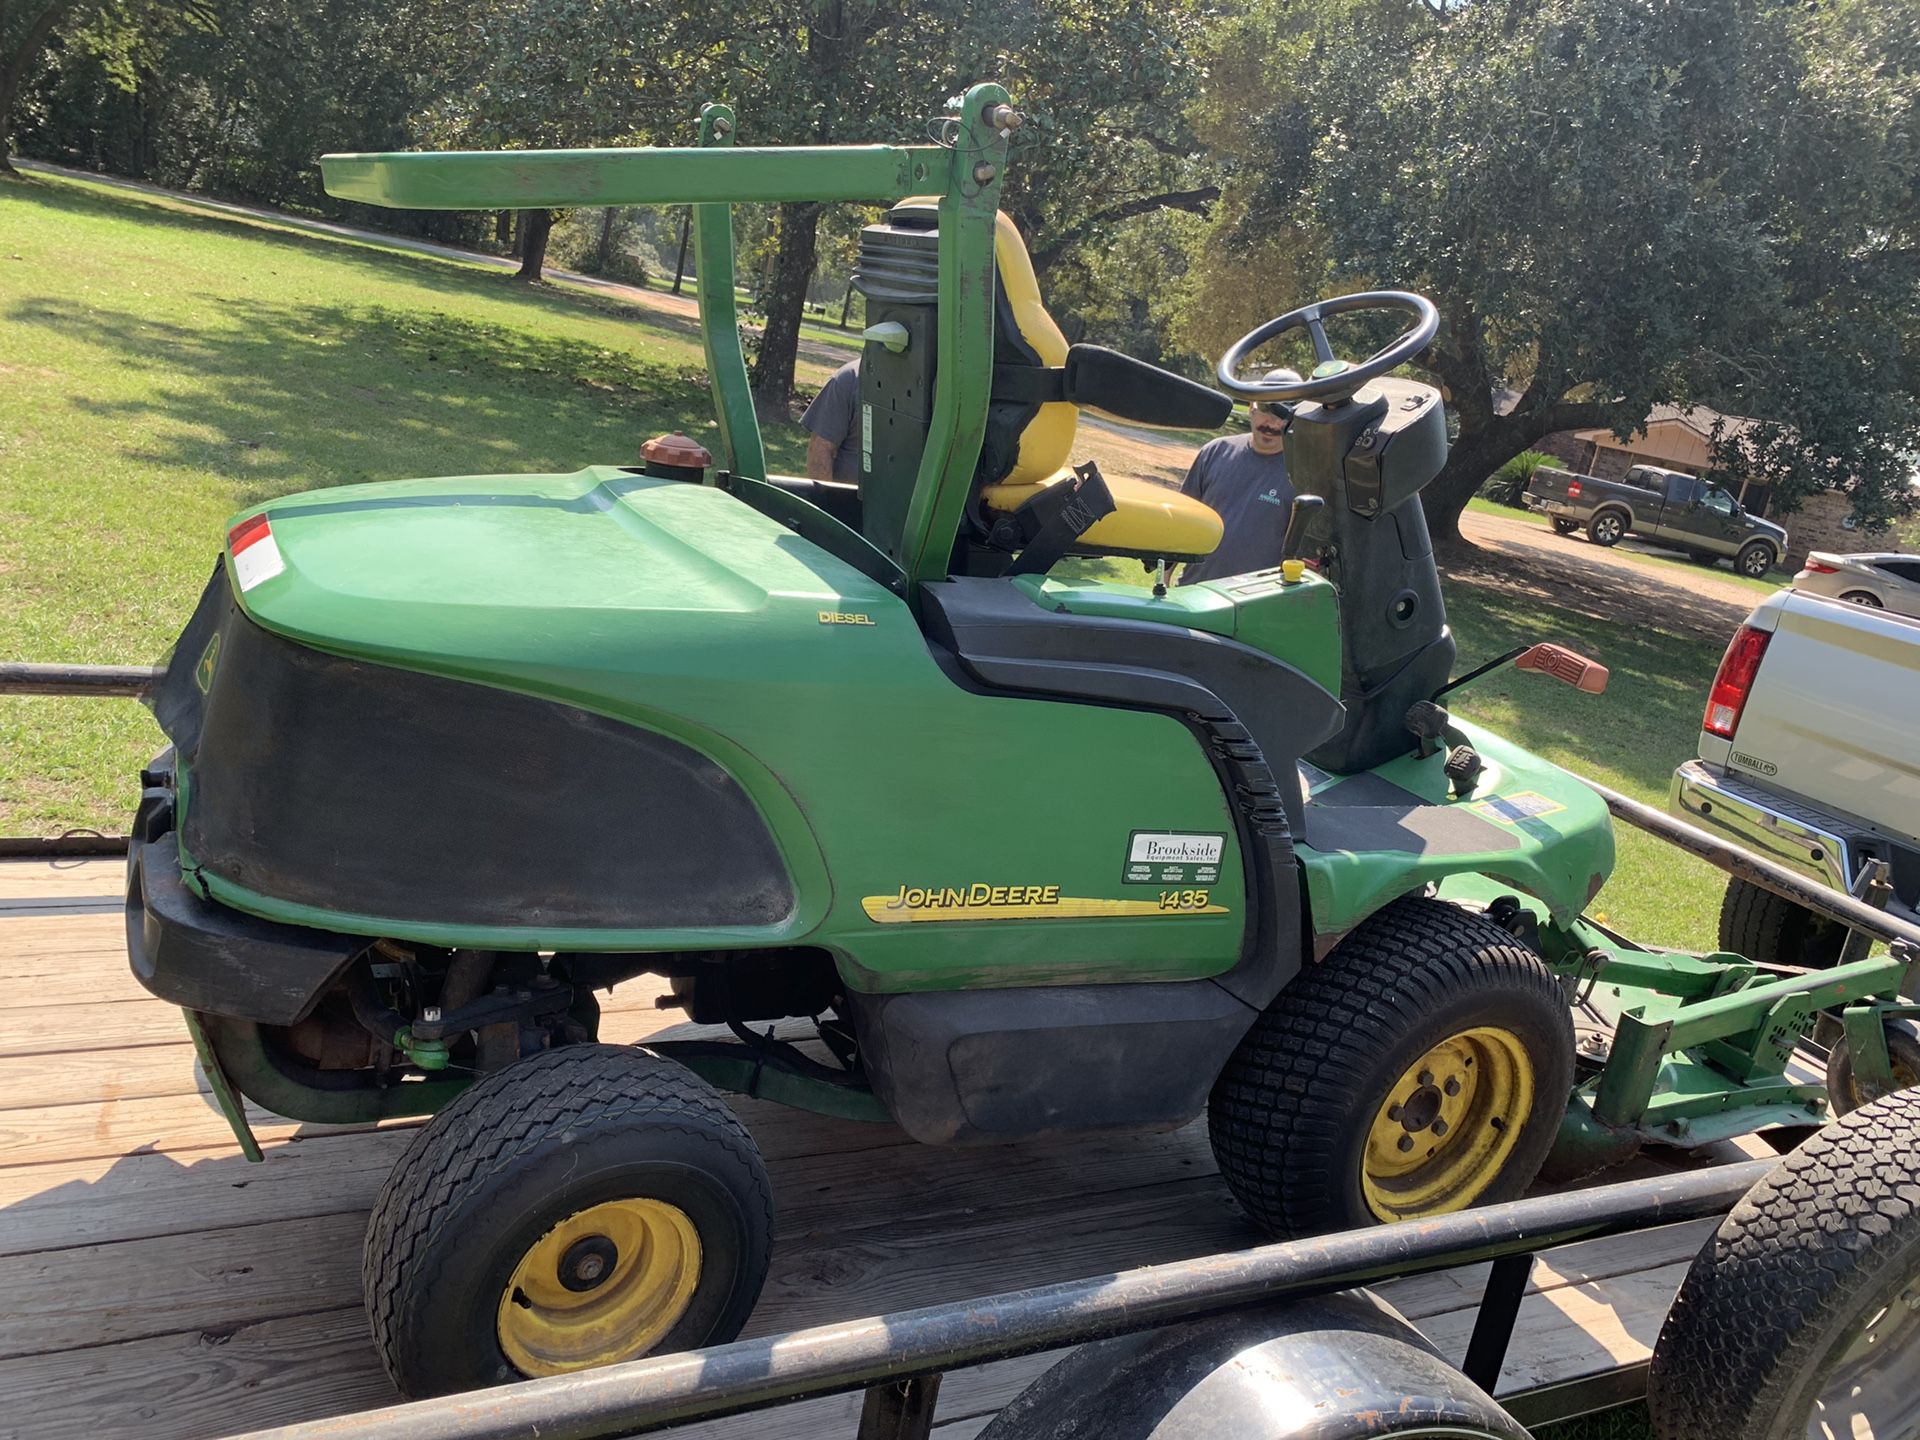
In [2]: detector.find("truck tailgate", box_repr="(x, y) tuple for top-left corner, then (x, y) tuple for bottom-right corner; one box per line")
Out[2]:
(1719, 592), (1920, 838)
(1529, 468), (1578, 503)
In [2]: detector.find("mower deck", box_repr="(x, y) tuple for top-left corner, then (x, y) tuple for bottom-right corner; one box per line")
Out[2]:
(2, 858), (1797, 1438)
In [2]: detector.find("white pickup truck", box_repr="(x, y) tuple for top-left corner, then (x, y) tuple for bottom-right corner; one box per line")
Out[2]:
(1671, 588), (1920, 966)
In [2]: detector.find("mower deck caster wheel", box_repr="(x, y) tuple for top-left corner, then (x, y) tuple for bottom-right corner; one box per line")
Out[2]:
(1648, 1090), (1920, 1440)
(363, 1044), (773, 1398)
(1208, 896), (1575, 1238)
(1827, 1022), (1920, 1115)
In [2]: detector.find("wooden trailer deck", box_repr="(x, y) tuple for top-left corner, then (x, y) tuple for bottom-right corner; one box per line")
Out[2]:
(0, 857), (1762, 1440)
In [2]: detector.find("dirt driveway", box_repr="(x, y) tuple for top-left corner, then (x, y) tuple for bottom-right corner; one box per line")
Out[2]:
(1450, 508), (1760, 643)
(1072, 418), (1761, 644)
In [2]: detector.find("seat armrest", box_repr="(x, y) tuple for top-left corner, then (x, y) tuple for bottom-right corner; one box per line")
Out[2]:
(1065, 344), (1234, 430)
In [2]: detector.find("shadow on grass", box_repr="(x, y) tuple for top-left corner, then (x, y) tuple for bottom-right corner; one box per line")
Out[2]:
(6, 291), (811, 506)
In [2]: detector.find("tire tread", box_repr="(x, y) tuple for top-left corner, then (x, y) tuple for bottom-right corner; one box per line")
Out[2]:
(362, 1044), (771, 1391)
(1647, 1090), (1920, 1440)
(1208, 896), (1573, 1237)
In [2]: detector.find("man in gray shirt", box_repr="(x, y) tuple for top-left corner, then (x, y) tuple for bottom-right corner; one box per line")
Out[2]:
(1178, 399), (1296, 585)
(801, 361), (863, 483)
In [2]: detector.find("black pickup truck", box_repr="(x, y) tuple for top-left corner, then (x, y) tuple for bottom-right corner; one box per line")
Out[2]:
(1525, 463), (1787, 577)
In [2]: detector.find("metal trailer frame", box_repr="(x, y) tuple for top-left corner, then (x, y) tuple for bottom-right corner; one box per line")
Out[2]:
(215, 1158), (1777, 1440)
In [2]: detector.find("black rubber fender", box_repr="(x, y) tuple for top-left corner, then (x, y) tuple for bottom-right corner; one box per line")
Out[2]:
(978, 1289), (1528, 1440)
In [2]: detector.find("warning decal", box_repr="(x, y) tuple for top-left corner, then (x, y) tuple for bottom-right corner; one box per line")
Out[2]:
(228, 514), (286, 592)
(1469, 791), (1567, 826)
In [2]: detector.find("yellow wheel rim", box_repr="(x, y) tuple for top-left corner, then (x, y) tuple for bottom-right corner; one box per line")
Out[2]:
(1361, 1026), (1535, 1222)
(496, 1198), (702, 1376)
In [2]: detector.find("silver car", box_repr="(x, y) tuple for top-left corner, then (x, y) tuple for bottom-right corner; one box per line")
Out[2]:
(1791, 551), (1920, 617)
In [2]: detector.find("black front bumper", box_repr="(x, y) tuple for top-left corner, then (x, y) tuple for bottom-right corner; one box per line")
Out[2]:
(126, 761), (362, 1027)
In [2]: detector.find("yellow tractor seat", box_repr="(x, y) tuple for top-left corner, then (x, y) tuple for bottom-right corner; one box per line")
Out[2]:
(981, 470), (1223, 562)
(877, 200), (1234, 566)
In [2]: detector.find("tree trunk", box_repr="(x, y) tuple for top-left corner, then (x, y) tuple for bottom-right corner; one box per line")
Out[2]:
(596, 206), (618, 271)
(516, 209), (554, 282)
(3, 0), (79, 181)
(749, 200), (823, 418)
(495, 210), (513, 248)
(671, 207), (691, 295)
(1423, 425), (1524, 546)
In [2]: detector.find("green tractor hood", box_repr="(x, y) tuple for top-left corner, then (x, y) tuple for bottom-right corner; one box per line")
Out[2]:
(225, 466), (894, 684)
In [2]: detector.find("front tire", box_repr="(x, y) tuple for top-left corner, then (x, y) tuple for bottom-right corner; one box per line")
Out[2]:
(1647, 1091), (1920, 1440)
(1208, 897), (1575, 1238)
(363, 1044), (773, 1398)
(1587, 510), (1626, 546)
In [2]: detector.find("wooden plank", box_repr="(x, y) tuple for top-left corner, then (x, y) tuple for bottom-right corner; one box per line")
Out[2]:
(0, 858), (123, 902)
(0, 1112), (1213, 1258)
(0, 1128), (417, 1257)
(1422, 1260), (1690, 1395)
(0, 1043), (205, 1109)
(2, 999), (206, 1056)
(0, 1306), (395, 1440)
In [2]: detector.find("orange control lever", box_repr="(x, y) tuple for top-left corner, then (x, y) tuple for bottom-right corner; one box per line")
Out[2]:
(1515, 642), (1609, 694)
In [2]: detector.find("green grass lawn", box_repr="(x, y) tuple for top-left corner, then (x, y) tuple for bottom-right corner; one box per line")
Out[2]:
(0, 172), (828, 834)
(1443, 582), (1728, 948)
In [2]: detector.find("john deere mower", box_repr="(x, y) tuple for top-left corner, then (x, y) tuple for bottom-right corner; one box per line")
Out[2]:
(123, 84), (1919, 1398)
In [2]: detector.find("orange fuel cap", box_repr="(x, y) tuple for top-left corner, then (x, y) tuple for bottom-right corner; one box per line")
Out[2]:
(641, 432), (713, 469)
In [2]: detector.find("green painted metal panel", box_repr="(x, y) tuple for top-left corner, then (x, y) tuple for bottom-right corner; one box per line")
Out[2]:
(202, 468), (1246, 988)
(1298, 717), (1617, 934)
(1013, 568), (1343, 695)
(692, 104), (765, 481)
(319, 144), (949, 210)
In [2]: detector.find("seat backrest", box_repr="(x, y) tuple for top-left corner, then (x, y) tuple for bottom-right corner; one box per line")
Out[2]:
(980, 210), (1078, 488)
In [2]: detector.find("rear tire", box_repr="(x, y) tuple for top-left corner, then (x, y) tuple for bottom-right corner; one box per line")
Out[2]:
(1647, 1091), (1920, 1440)
(363, 1044), (773, 1398)
(1208, 896), (1575, 1239)
(1717, 876), (1847, 970)
(1842, 590), (1884, 608)
(1737, 541), (1775, 578)
(1586, 510), (1626, 546)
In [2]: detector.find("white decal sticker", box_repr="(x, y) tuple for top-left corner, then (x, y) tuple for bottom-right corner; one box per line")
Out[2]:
(1123, 831), (1227, 885)
(230, 518), (286, 591)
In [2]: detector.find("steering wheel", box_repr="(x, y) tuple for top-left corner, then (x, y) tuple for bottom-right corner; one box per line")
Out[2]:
(1216, 291), (1439, 405)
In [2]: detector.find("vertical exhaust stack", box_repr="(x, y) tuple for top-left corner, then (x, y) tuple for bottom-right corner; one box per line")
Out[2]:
(1284, 377), (1456, 774)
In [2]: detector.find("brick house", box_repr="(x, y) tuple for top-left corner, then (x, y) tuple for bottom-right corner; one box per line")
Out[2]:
(1533, 406), (1895, 569)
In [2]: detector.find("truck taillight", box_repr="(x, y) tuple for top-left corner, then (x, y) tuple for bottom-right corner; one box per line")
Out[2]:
(1703, 625), (1770, 739)
(1566, 480), (1582, 499)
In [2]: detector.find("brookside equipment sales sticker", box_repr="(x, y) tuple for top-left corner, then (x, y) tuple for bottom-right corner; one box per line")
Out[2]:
(1123, 830), (1225, 885)
(228, 513), (286, 592)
